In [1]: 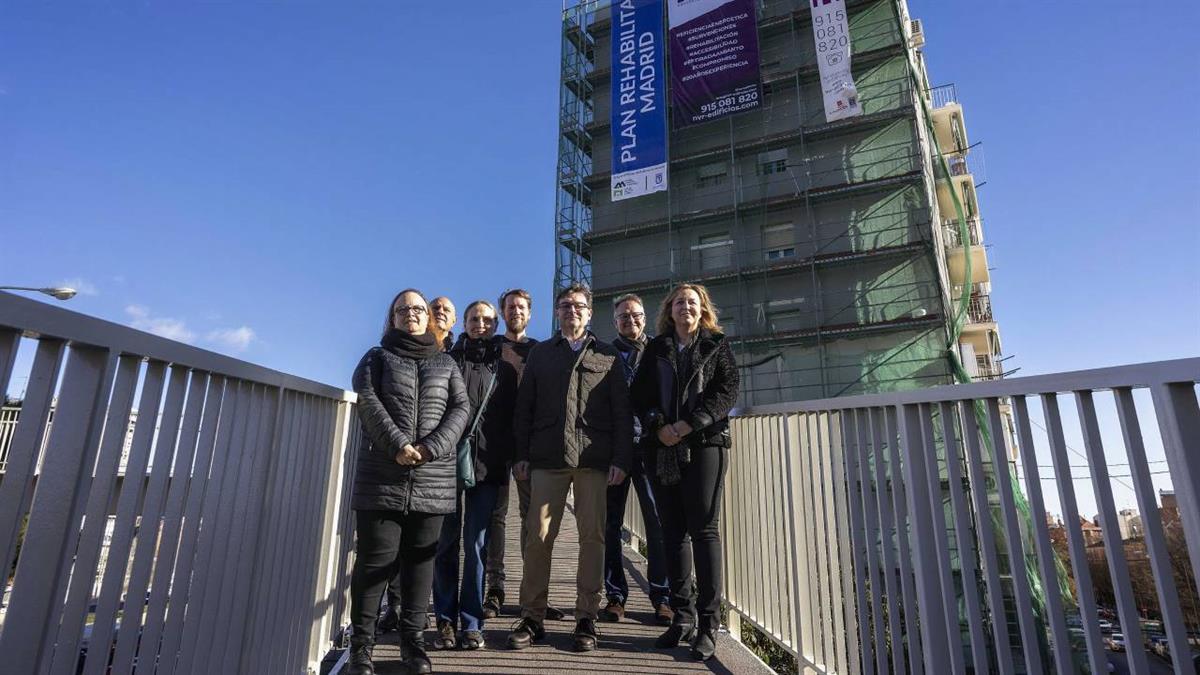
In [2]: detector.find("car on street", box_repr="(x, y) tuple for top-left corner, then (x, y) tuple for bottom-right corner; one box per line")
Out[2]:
(1106, 633), (1126, 652)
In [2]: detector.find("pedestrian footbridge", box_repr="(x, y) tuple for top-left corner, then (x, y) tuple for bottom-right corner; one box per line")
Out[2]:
(1, 291), (1197, 674)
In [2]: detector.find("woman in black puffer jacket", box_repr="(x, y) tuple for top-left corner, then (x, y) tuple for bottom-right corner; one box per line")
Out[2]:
(347, 288), (470, 675)
(630, 283), (739, 662)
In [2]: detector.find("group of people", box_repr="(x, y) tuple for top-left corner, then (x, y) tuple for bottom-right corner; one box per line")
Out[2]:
(346, 282), (739, 675)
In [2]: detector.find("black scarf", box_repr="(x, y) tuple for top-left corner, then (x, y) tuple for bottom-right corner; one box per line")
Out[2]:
(451, 335), (500, 364)
(381, 328), (440, 360)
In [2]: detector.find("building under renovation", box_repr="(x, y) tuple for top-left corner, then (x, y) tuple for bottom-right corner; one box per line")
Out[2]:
(554, 0), (1002, 406)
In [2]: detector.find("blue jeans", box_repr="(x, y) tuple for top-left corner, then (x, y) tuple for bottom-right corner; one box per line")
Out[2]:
(604, 469), (670, 607)
(432, 482), (501, 631)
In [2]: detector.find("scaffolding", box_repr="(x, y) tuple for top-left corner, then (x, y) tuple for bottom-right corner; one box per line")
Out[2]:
(554, 0), (1000, 407)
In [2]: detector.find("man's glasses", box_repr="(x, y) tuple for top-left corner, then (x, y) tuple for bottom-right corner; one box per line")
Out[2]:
(394, 305), (428, 316)
(557, 301), (590, 313)
(616, 312), (645, 321)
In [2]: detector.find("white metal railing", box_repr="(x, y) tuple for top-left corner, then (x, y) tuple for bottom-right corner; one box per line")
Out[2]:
(943, 217), (983, 247)
(967, 293), (994, 324)
(0, 291), (360, 675)
(719, 358), (1200, 674)
(929, 83), (958, 109)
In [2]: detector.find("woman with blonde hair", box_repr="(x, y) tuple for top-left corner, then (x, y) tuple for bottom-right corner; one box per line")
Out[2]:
(347, 288), (470, 675)
(630, 283), (739, 661)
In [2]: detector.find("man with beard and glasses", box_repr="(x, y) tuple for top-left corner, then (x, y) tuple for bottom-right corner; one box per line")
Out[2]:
(478, 289), (569, 622)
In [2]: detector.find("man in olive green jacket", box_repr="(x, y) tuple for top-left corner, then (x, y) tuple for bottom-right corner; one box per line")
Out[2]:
(507, 283), (632, 653)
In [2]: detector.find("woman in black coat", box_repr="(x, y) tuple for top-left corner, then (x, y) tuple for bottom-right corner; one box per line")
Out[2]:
(630, 283), (739, 661)
(347, 288), (470, 675)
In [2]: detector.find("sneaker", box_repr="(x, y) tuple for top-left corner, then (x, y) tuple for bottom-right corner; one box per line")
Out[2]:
(573, 618), (598, 652)
(400, 634), (432, 674)
(654, 621), (696, 648)
(433, 619), (457, 650)
(654, 603), (675, 626)
(545, 605), (567, 621)
(482, 588), (505, 619)
(460, 629), (484, 650)
(346, 643), (374, 675)
(506, 617), (545, 650)
(597, 599), (625, 623)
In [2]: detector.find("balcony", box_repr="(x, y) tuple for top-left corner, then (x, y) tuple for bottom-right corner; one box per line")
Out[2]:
(966, 292), (994, 324)
(974, 353), (1003, 380)
(943, 217), (983, 247)
(2, 292), (1198, 675)
(929, 83), (970, 154)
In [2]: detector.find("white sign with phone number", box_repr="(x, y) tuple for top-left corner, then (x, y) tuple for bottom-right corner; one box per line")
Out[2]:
(810, 0), (862, 122)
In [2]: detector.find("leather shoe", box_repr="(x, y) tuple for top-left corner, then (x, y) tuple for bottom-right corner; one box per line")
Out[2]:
(545, 605), (567, 621)
(573, 618), (598, 652)
(507, 617), (545, 650)
(597, 599), (625, 622)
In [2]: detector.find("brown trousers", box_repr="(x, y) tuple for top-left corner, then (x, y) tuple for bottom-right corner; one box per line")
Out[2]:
(519, 467), (607, 621)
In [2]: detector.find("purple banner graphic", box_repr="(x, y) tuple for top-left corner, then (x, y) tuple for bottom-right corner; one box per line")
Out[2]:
(668, 0), (762, 128)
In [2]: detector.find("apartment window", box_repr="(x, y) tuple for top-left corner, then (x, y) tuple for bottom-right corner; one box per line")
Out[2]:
(758, 297), (806, 332)
(762, 222), (795, 262)
(765, 309), (803, 332)
(692, 233), (733, 271)
(695, 161), (729, 189)
(756, 149), (788, 176)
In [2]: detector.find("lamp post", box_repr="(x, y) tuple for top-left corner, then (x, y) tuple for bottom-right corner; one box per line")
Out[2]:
(0, 286), (77, 301)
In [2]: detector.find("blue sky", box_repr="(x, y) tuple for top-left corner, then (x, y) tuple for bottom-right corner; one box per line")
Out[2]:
(2, 0), (1197, 390)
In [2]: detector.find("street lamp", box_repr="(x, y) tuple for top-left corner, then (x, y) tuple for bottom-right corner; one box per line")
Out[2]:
(0, 286), (78, 301)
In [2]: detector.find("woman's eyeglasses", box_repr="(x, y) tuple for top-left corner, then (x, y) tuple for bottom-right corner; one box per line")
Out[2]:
(393, 305), (428, 316)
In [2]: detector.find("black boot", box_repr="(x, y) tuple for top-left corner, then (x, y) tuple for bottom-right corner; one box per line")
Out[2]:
(400, 633), (432, 674)
(690, 617), (718, 661)
(346, 642), (374, 675)
(377, 608), (400, 635)
(654, 620), (696, 648)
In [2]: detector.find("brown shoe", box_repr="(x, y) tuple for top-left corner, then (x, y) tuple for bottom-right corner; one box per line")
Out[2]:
(654, 603), (674, 626)
(597, 600), (625, 623)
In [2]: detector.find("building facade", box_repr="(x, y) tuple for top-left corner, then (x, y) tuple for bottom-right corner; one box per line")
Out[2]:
(554, 0), (1003, 406)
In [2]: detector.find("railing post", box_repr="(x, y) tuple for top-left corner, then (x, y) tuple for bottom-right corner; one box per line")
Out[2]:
(897, 403), (950, 671)
(0, 344), (111, 670)
(1151, 381), (1200, 590)
(308, 397), (357, 672)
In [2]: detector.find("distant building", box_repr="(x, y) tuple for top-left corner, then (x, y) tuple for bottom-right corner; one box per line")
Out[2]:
(1160, 490), (1181, 528)
(1117, 508), (1143, 541)
(1080, 516), (1103, 547)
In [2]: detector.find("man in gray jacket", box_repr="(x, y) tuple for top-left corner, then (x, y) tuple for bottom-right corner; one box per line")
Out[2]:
(506, 283), (632, 653)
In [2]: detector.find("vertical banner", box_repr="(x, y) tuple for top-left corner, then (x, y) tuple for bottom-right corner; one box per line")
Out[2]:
(668, 0), (762, 128)
(611, 0), (668, 203)
(810, 0), (862, 122)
